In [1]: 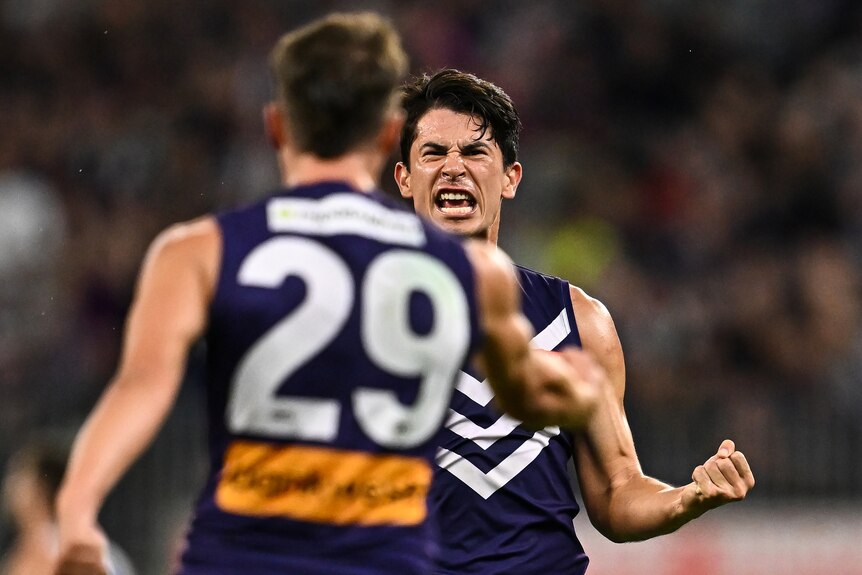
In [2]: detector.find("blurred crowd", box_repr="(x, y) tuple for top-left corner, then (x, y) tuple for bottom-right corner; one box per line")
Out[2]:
(2, 3), (862, 557)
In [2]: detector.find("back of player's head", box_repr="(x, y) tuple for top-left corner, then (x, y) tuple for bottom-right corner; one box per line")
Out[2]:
(270, 12), (408, 159)
(400, 68), (522, 169)
(4, 434), (70, 515)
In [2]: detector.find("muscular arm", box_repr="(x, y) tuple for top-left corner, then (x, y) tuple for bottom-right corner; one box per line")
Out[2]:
(465, 242), (602, 430)
(570, 287), (754, 543)
(54, 218), (219, 574)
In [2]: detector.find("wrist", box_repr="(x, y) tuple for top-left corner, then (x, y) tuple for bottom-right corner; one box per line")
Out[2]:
(55, 486), (100, 526)
(674, 484), (709, 525)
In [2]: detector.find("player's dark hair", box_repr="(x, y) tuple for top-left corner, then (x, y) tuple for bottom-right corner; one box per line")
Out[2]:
(270, 12), (408, 158)
(400, 68), (522, 168)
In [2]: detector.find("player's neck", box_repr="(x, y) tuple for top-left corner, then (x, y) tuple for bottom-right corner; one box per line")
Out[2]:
(280, 150), (381, 193)
(486, 216), (501, 246)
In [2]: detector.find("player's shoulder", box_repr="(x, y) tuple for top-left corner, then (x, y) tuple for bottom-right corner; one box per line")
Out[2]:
(510, 263), (611, 316)
(567, 284), (611, 321)
(142, 216), (221, 285)
(564, 284), (623, 382)
(516, 263), (617, 346)
(137, 216), (222, 304)
(151, 215), (220, 254)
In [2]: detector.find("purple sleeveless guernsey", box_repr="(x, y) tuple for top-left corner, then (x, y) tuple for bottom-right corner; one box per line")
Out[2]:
(178, 182), (481, 575)
(430, 266), (588, 574)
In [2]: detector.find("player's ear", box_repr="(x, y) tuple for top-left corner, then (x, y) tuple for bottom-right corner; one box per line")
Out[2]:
(377, 108), (405, 157)
(502, 161), (522, 199)
(263, 102), (288, 150)
(394, 161), (412, 199)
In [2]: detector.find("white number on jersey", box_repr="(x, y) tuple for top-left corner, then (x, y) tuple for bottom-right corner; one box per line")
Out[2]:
(226, 237), (470, 449)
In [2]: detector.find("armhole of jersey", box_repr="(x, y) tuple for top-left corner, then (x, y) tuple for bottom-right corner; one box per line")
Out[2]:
(207, 213), (230, 321)
(561, 281), (582, 349)
(560, 281), (581, 449)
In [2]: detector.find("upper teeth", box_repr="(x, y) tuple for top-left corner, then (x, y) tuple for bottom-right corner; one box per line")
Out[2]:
(439, 192), (471, 201)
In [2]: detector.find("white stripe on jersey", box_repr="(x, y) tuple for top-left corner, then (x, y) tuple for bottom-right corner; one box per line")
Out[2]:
(438, 308), (571, 498)
(444, 410), (523, 450)
(454, 309), (571, 406)
(436, 426), (560, 500)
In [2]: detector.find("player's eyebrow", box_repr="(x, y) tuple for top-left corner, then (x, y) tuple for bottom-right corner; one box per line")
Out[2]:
(418, 142), (450, 155)
(458, 140), (491, 154)
(418, 140), (492, 156)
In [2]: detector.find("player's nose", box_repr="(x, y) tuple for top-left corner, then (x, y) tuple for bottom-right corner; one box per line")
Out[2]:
(441, 153), (466, 178)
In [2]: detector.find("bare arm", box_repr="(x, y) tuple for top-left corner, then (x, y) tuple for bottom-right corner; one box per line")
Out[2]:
(54, 217), (220, 575)
(465, 242), (603, 430)
(570, 286), (755, 543)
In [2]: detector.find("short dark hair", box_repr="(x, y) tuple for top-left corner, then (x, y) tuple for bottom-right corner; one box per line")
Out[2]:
(400, 69), (522, 168)
(270, 12), (408, 158)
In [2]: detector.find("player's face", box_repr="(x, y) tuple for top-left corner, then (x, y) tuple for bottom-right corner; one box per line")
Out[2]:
(396, 108), (521, 242)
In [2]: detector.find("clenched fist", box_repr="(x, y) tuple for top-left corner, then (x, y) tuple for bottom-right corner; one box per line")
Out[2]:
(685, 439), (755, 512)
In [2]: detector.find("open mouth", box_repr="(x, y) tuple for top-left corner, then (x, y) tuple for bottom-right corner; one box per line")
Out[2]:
(434, 189), (477, 217)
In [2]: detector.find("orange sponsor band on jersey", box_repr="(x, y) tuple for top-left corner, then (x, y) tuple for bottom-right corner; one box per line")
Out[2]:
(215, 440), (432, 526)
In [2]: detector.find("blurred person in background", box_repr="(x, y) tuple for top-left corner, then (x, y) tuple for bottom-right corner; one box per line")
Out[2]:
(51, 12), (605, 575)
(395, 68), (756, 574)
(0, 172), (70, 452)
(0, 435), (135, 575)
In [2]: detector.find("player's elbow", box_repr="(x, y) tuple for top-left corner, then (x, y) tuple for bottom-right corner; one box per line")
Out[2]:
(598, 526), (633, 544)
(587, 512), (644, 544)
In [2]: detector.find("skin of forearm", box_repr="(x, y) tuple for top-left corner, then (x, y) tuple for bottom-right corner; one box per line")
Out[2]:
(599, 470), (703, 542)
(575, 390), (706, 542)
(481, 322), (593, 429)
(479, 316), (540, 425)
(568, 288), (742, 542)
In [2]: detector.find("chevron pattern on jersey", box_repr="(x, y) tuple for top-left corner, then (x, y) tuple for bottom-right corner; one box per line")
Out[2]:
(435, 309), (571, 498)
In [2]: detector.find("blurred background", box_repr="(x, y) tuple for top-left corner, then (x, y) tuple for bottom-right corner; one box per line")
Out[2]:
(1, 0), (861, 573)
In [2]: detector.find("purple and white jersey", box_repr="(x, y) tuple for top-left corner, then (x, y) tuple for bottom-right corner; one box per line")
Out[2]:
(431, 266), (588, 574)
(178, 182), (481, 575)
